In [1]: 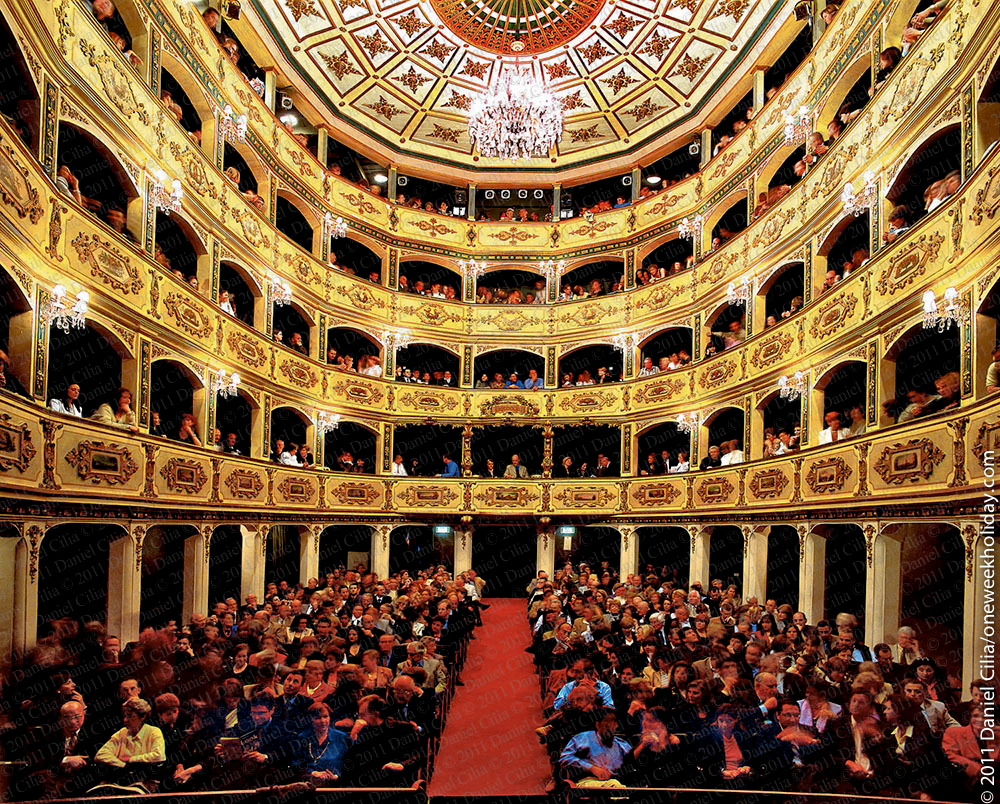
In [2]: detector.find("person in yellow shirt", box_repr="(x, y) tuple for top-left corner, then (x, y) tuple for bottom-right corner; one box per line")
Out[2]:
(95, 698), (165, 787)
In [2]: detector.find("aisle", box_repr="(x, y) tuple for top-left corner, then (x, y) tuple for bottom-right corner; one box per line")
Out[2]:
(427, 598), (552, 796)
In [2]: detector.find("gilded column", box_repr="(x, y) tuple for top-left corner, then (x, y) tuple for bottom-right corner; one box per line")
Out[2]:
(863, 521), (900, 647)
(300, 525), (320, 586)
(182, 526), (209, 625)
(542, 422), (554, 478)
(798, 524), (825, 625)
(454, 518), (472, 576)
(372, 525), (390, 580)
(688, 525), (711, 586)
(742, 525), (768, 603)
(461, 424), (474, 476)
(619, 526), (638, 581)
(107, 525), (142, 645)
(536, 522), (555, 582)
(240, 524), (265, 602)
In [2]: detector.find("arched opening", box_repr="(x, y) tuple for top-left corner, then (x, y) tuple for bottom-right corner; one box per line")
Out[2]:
(710, 195), (749, 249)
(567, 527), (621, 580)
(140, 524), (193, 630)
(977, 53), (1000, 159)
(639, 238), (693, 283)
(761, 262), (805, 326)
(274, 194), (315, 254)
(760, 392), (801, 456)
(818, 213), (869, 289)
(219, 261), (259, 328)
(476, 268), (547, 304)
(0, 267), (33, 398)
(37, 523), (115, 628)
(319, 525), (372, 574)
(560, 260), (624, 298)
(154, 212), (206, 289)
(764, 24), (812, 100)
(0, 17), (40, 149)
(56, 122), (138, 238)
(218, 20), (266, 86)
(150, 359), (202, 443)
(892, 523), (964, 666)
(887, 126), (962, 229)
(214, 389), (255, 457)
(47, 323), (124, 416)
(396, 343), (459, 385)
(637, 423), (691, 475)
(390, 526), (451, 576)
(270, 406), (311, 456)
(640, 328), (693, 371)
(552, 424), (621, 476)
(325, 327), (381, 370)
(470, 425), (544, 476)
(711, 89), (754, 152)
(325, 421), (377, 474)
(472, 525), (536, 596)
(330, 237), (383, 285)
(558, 345), (622, 386)
(831, 69), (873, 133)
(767, 148), (807, 199)
(816, 361), (867, 438)
(562, 175), (633, 216)
(883, 324), (960, 425)
(708, 526), (742, 593)
(208, 525), (243, 607)
(705, 302), (746, 356)
(272, 300), (312, 356)
(472, 350), (545, 387)
(703, 407), (744, 462)
(820, 524), (867, 634)
(637, 527), (690, 588)
(266, 526), (301, 589)
(222, 142), (259, 194)
(975, 275), (1000, 397)
(392, 424), (463, 476)
(158, 67), (205, 143)
(766, 525), (799, 610)
(398, 260), (462, 297)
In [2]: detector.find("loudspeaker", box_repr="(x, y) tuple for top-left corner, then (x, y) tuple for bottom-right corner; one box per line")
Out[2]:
(278, 93), (293, 111)
(455, 191), (467, 203)
(500, 189), (511, 200)
(484, 189), (495, 200)
(517, 189), (528, 199)
(533, 189), (545, 199)
(622, 175), (632, 186)
(397, 175), (409, 186)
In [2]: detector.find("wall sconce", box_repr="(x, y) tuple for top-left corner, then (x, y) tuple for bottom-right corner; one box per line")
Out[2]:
(43, 285), (88, 333)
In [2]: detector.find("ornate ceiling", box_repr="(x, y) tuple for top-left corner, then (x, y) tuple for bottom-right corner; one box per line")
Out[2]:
(248, 0), (789, 180)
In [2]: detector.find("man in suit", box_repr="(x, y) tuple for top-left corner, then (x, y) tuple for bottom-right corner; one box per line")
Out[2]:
(890, 626), (926, 665)
(340, 695), (423, 788)
(872, 643), (905, 691)
(24, 700), (101, 799)
(398, 643), (447, 696)
(830, 691), (898, 795)
(387, 674), (436, 738)
(377, 633), (407, 672)
(504, 453), (528, 478)
(903, 678), (959, 738)
(593, 453), (618, 477)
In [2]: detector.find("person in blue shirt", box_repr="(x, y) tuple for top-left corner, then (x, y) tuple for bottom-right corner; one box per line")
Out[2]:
(554, 659), (616, 710)
(299, 702), (350, 784)
(559, 708), (632, 784)
(505, 372), (524, 389)
(438, 454), (460, 477)
(523, 369), (545, 390)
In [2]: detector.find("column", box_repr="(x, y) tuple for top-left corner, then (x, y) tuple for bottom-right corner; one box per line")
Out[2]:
(467, 183), (476, 221)
(371, 526), (390, 579)
(107, 527), (141, 645)
(619, 526), (638, 581)
(688, 525), (711, 586)
(461, 424), (473, 476)
(864, 524), (901, 647)
(240, 524), (264, 603)
(742, 525), (768, 603)
(182, 527), (209, 625)
(798, 526), (826, 625)
(263, 69), (278, 112)
(812, 3), (827, 46)
(630, 167), (641, 204)
(536, 526), (555, 581)
(961, 522), (989, 687)
(316, 129), (329, 167)
(454, 522), (472, 576)
(699, 129), (712, 168)
(388, 167), (398, 202)
(552, 184), (561, 221)
(753, 68), (766, 113)
(7, 523), (43, 663)
(300, 526), (320, 586)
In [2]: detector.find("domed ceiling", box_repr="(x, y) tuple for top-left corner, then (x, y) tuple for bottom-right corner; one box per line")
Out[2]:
(246, 0), (789, 179)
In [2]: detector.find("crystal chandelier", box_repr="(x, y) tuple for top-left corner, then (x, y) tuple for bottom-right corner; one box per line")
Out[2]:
(678, 214), (703, 241)
(922, 287), (967, 332)
(381, 329), (412, 351)
(151, 169), (183, 215)
(270, 275), (292, 306)
(317, 411), (341, 434)
(468, 41), (563, 161)
(611, 332), (635, 352)
(783, 105), (812, 147)
(539, 259), (566, 284)
(459, 259), (488, 281)
(727, 275), (753, 306)
(214, 369), (240, 399)
(43, 284), (88, 333)
(841, 170), (878, 216)
(676, 412), (699, 434)
(778, 371), (807, 401)
(324, 212), (348, 239)
(217, 103), (248, 142)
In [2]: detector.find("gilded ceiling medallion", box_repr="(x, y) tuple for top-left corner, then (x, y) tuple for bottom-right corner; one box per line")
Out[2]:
(429, 0), (607, 55)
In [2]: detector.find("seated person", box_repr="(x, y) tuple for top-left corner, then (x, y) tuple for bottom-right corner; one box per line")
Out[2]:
(95, 698), (166, 788)
(90, 387), (140, 433)
(559, 708), (632, 786)
(49, 383), (83, 417)
(340, 695), (423, 787)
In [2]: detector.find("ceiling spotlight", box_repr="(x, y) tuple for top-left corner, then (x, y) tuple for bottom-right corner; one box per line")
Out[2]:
(374, 173), (388, 184)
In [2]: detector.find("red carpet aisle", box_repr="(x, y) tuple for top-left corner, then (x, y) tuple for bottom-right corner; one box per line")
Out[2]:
(427, 598), (552, 796)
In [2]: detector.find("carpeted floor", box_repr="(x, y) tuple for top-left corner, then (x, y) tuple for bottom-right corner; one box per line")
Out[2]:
(427, 598), (552, 797)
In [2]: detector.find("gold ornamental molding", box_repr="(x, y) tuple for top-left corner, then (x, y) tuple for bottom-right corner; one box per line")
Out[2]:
(78, 39), (149, 125)
(803, 456), (853, 494)
(163, 293), (214, 339)
(398, 303), (463, 326)
(328, 481), (382, 507)
(750, 332), (794, 370)
(630, 482), (682, 507)
(159, 456), (209, 494)
(808, 292), (858, 341)
(875, 232), (946, 296)
(329, 379), (385, 405)
(696, 475), (735, 504)
(747, 467), (790, 500)
(0, 137), (43, 224)
(698, 359), (737, 390)
(64, 441), (139, 485)
(276, 475), (316, 503)
(226, 331), (268, 368)
(872, 438), (947, 485)
(399, 390), (460, 413)
(479, 395), (540, 417)
(633, 377), (685, 405)
(168, 143), (218, 199)
(972, 420), (1000, 469)
(278, 359), (319, 389)
(337, 284), (386, 311)
(0, 413), (36, 472)
(397, 484), (460, 507)
(554, 485), (616, 508)
(558, 391), (616, 414)
(223, 468), (266, 499)
(473, 486), (541, 508)
(970, 165), (1000, 225)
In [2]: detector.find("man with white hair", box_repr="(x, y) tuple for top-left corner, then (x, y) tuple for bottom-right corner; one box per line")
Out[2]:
(890, 626), (925, 664)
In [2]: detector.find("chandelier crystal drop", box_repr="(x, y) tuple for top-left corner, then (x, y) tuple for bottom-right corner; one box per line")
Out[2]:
(217, 103), (248, 142)
(459, 259), (488, 281)
(611, 332), (635, 352)
(841, 170), (879, 216)
(922, 287), (967, 332)
(325, 212), (348, 239)
(778, 371), (807, 401)
(678, 214), (703, 241)
(151, 169), (183, 215)
(727, 275), (753, 306)
(539, 259), (566, 283)
(783, 105), (812, 147)
(270, 275), (292, 306)
(214, 369), (240, 399)
(676, 412), (699, 434)
(468, 42), (563, 162)
(317, 411), (341, 434)
(43, 284), (88, 333)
